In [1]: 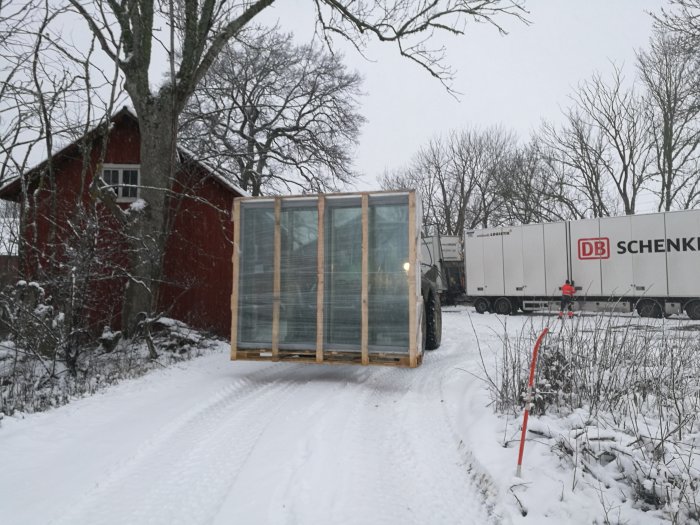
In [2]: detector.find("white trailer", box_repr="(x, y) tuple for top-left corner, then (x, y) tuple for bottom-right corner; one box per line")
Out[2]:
(464, 210), (700, 319)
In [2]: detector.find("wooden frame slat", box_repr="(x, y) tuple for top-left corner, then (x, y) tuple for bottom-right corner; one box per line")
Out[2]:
(408, 191), (418, 368)
(272, 198), (281, 361)
(230, 198), (241, 360)
(361, 193), (369, 366)
(236, 189), (410, 201)
(316, 195), (325, 363)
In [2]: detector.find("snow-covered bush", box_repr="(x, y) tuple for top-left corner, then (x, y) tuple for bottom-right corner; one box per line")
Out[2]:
(0, 195), (222, 416)
(0, 281), (219, 416)
(481, 314), (700, 523)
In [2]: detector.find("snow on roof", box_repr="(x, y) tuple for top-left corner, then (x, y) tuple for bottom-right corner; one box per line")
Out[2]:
(176, 145), (249, 197)
(0, 177), (19, 196)
(111, 107), (249, 196)
(0, 218), (18, 256)
(0, 106), (249, 200)
(115, 107), (248, 197)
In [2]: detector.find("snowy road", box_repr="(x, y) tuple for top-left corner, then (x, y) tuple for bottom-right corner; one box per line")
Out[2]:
(0, 308), (506, 525)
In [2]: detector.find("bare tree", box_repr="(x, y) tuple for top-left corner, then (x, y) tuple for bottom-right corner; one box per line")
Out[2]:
(0, 0), (46, 187)
(653, 0), (700, 50)
(497, 139), (582, 224)
(572, 67), (653, 215)
(461, 126), (515, 228)
(379, 139), (445, 235)
(381, 125), (518, 236)
(0, 0), (135, 378)
(64, 0), (526, 333)
(181, 30), (365, 196)
(540, 114), (617, 218)
(382, 126), (589, 233)
(638, 28), (700, 211)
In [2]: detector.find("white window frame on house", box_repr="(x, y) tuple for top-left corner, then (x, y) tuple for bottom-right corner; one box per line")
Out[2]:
(102, 164), (140, 203)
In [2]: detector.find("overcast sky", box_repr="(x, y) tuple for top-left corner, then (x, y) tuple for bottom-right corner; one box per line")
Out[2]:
(260, 0), (665, 191)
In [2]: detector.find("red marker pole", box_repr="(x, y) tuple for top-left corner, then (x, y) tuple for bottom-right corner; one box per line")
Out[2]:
(516, 327), (549, 478)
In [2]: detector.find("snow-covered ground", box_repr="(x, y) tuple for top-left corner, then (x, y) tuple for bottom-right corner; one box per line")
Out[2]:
(0, 308), (697, 524)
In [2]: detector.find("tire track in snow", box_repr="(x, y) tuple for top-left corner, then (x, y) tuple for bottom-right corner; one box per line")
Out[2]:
(52, 364), (323, 525)
(363, 359), (493, 525)
(436, 310), (515, 524)
(287, 353), (501, 525)
(245, 366), (378, 525)
(261, 364), (412, 525)
(432, 353), (512, 525)
(51, 308), (507, 525)
(268, 346), (505, 525)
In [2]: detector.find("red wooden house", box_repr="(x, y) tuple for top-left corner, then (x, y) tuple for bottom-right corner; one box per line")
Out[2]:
(0, 217), (18, 288)
(0, 107), (246, 337)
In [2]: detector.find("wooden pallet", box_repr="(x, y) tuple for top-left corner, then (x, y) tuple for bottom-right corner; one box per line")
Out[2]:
(233, 348), (421, 368)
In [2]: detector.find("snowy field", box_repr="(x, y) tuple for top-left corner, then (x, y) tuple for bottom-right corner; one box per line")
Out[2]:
(1, 307), (698, 524)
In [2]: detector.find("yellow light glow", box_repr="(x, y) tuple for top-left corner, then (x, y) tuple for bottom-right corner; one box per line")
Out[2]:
(403, 262), (410, 272)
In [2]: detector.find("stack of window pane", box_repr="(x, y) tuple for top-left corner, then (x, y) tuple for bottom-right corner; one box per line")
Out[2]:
(231, 191), (422, 367)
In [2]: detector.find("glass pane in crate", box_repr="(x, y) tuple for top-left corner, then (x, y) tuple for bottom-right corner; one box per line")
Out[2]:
(279, 203), (318, 348)
(368, 199), (409, 350)
(324, 200), (362, 348)
(238, 204), (275, 344)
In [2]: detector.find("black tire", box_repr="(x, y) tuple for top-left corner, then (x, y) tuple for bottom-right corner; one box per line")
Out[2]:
(494, 297), (512, 316)
(421, 305), (427, 352)
(686, 300), (700, 321)
(425, 291), (442, 350)
(636, 299), (662, 318)
(474, 298), (490, 314)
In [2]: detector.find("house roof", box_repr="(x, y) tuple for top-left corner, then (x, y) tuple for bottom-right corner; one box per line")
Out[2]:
(176, 145), (248, 197)
(0, 106), (249, 201)
(0, 178), (19, 200)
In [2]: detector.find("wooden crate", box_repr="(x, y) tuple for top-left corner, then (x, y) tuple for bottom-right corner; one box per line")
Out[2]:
(231, 191), (423, 367)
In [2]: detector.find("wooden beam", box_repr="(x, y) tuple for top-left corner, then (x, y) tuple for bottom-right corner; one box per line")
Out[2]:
(408, 191), (418, 368)
(230, 198), (241, 361)
(272, 198), (281, 361)
(316, 195), (325, 363)
(361, 193), (369, 365)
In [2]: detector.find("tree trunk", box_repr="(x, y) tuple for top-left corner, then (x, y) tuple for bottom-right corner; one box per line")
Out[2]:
(121, 101), (175, 336)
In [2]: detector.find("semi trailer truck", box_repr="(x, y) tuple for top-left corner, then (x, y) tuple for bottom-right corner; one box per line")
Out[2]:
(420, 235), (466, 305)
(464, 209), (700, 319)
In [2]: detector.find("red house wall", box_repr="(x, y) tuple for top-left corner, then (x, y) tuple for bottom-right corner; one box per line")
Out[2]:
(159, 165), (235, 336)
(22, 116), (139, 332)
(15, 112), (239, 337)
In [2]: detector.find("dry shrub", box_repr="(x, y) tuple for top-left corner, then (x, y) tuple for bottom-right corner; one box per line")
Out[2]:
(480, 313), (700, 523)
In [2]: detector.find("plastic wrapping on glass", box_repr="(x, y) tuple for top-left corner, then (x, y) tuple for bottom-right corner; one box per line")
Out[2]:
(367, 196), (409, 350)
(234, 192), (419, 365)
(237, 204), (275, 345)
(279, 201), (318, 348)
(324, 198), (362, 349)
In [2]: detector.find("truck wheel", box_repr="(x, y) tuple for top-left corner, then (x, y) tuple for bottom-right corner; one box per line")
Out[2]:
(425, 291), (442, 350)
(636, 299), (662, 318)
(686, 300), (700, 320)
(474, 298), (490, 314)
(494, 297), (512, 316)
(421, 305), (427, 352)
